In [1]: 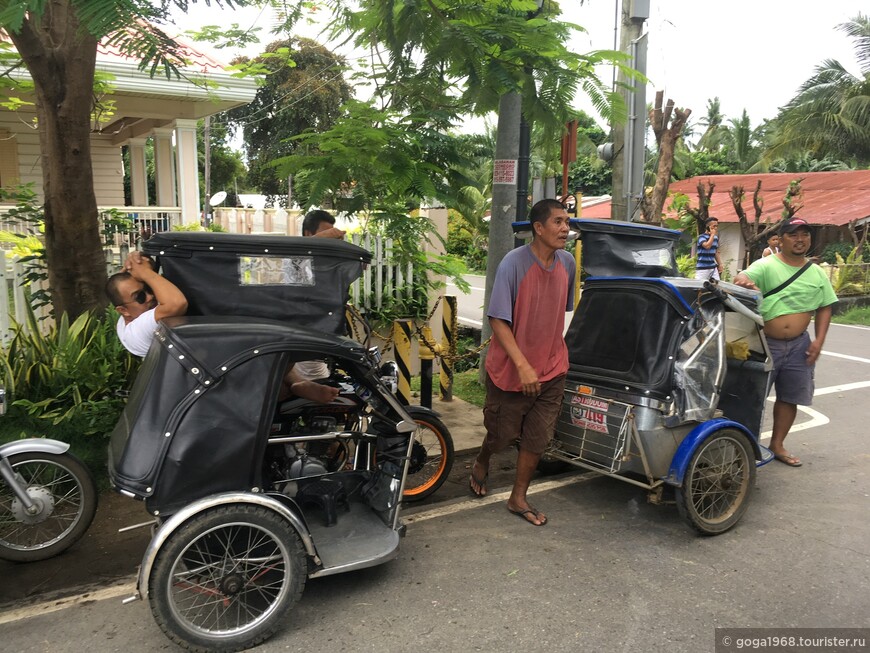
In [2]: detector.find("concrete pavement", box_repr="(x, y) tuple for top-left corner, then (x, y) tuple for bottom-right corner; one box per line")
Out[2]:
(428, 395), (484, 454)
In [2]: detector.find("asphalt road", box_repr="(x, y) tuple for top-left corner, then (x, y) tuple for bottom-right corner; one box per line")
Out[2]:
(1, 323), (868, 652)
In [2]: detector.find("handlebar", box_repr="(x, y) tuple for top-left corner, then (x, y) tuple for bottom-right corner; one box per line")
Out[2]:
(703, 281), (765, 327)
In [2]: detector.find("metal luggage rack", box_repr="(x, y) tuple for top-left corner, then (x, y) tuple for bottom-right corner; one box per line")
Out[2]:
(552, 391), (634, 473)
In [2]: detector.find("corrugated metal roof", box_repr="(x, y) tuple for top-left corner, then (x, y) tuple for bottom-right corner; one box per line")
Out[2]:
(576, 170), (870, 226)
(668, 171), (870, 227)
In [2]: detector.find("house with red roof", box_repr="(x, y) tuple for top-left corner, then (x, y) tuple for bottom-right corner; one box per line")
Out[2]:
(576, 170), (870, 274)
(0, 33), (256, 227)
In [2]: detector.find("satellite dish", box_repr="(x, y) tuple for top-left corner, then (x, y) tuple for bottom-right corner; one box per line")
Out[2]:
(209, 190), (228, 207)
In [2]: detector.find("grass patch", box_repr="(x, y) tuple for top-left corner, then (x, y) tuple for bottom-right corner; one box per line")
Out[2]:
(410, 368), (485, 408)
(834, 306), (870, 326)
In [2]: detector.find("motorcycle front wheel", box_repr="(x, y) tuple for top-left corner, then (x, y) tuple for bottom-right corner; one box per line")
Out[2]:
(0, 451), (98, 562)
(400, 407), (454, 502)
(148, 504), (306, 653)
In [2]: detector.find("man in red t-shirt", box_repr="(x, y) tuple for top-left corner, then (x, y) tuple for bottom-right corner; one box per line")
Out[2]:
(469, 199), (575, 526)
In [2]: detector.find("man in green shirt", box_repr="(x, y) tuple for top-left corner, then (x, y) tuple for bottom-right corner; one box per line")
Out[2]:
(734, 218), (837, 467)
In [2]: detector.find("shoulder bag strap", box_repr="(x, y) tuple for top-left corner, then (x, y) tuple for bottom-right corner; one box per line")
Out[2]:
(764, 261), (813, 298)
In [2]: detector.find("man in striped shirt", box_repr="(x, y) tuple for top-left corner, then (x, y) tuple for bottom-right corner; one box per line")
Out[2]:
(695, 217), (723, 280)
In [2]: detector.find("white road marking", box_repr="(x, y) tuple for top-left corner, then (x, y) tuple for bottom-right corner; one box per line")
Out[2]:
(830, 323), (870, 331)
(823, 351), (870, 364)
(758, 379), (870, 439)
(0, 580), (137, 625)
(404, 474), (593, 524)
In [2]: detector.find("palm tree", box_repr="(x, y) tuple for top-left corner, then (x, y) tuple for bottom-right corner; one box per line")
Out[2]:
(768, 14), (870, 165)
(696, 97), (727, 152)
(722, 110), (765, 172)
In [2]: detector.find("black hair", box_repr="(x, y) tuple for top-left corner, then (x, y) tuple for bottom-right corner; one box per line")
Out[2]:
(528, 199), (566, 229)
(302, 209), (335, 236)
(105, 271), (132, 306)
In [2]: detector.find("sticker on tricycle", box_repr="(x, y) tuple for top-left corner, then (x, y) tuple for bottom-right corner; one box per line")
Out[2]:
(569, 394), (610, 433)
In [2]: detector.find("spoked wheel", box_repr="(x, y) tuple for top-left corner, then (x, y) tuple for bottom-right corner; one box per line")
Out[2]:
(148, 505), (306, 652)
(0, 452), (98, 562)
(400, 407), (454, 502)
(676, 429), (756, 535)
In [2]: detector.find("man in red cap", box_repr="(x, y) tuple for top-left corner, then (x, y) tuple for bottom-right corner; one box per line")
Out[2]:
(733, 218), (837, 467)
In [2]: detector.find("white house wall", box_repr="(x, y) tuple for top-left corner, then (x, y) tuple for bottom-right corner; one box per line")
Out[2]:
(0, 110), (124, 207)
(91, 134), (125, 206)
(0, 109), (41, 191)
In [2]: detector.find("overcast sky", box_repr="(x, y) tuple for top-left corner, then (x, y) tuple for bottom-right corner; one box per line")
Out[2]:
(174, 0), (867, 131)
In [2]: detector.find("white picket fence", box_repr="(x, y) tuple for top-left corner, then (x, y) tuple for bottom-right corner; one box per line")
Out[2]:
(349, 233), (416, 314)
(0, 232), (421, 343)
(0, 257), (52, 344)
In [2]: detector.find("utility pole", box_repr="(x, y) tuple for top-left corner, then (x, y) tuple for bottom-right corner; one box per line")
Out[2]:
(610, 0), (649, 222)
(479, 92), (521, 383)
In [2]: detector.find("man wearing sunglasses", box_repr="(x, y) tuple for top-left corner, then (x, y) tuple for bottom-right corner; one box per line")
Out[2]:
(106, 251), (188, 357)
(106, 251), (337, 405)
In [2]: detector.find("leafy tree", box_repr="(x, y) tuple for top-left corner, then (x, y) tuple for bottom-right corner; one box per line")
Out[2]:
(567, 155), (612, 197)
(226, 37), (352, 202)
(340, 0), (626, 131)
(0, 0), (243, 319)
(768, 14), (870, 165)
(199, 117), (247, 206)
(685, 149), (738, 177)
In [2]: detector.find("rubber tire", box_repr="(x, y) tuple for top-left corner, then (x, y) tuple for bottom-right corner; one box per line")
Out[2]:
(675, 429), (756, 535)
(0, 451), (98, 562)
(148, 504), (306, 653)
(400, 407), (455, 502)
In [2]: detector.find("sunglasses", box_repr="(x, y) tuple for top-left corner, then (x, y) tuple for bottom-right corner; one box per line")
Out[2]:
(122, 285), (152, 305)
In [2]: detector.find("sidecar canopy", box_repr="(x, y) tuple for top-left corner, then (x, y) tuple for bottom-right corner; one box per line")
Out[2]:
(142, 232), (372, 335)
(108, 316), (369, 515)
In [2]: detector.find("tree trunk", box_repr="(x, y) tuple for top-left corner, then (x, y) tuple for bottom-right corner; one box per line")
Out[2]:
(8, 1), (108, 320)
(640, 91), (691, 223)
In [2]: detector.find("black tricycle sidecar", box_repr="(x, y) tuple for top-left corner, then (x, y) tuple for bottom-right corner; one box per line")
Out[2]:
(109, 234), (428, 652)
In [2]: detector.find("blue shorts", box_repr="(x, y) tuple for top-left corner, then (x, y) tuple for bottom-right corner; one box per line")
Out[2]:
(766, 331), (814, 406)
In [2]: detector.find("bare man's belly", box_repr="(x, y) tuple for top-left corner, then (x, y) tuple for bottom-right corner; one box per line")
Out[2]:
(764, 312), (813, 340)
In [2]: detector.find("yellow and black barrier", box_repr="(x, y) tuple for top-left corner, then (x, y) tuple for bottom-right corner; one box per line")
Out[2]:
(439, 295), (457, 401)
(418, 325), (440, 409)
(391, 318), (414, 405)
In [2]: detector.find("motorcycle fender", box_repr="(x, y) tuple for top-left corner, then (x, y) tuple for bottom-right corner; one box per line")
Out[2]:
(134, 492), (317, 601)
(0, 438), (70, 457)
(664, 418), (760, 487)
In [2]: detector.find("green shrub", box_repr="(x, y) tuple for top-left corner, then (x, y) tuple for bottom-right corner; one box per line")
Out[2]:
(171, 222), (227, 232)
(676, 254), (695, 277)
(820, 242), (870, 265)
(1, 306), (139, 441)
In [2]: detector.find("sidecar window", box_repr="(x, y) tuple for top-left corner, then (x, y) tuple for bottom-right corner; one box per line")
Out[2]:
(239, 255), (315, 286)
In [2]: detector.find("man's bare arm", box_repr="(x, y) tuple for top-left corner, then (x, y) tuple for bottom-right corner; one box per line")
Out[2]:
(126, 253), (188, 321)
(489, 317), (539, 396)
(806, 304), (833, 364)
